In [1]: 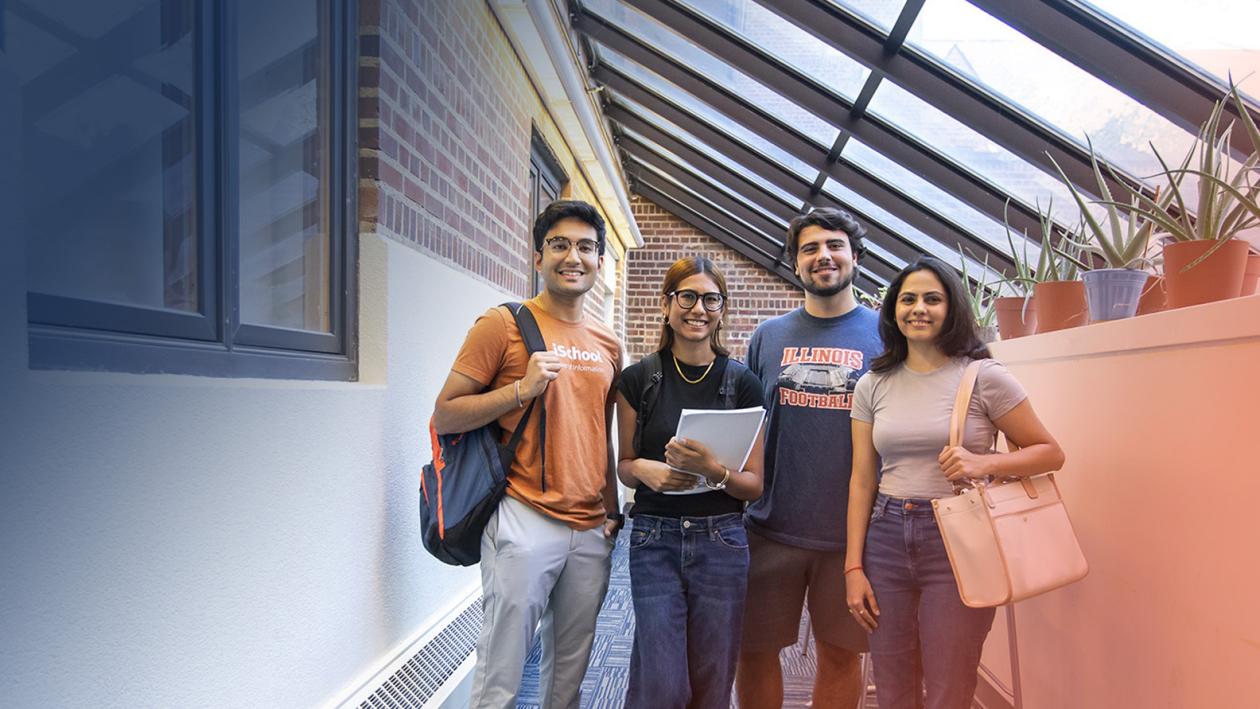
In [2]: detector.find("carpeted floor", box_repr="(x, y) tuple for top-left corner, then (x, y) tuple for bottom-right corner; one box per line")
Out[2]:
(515, 531), (876, 708)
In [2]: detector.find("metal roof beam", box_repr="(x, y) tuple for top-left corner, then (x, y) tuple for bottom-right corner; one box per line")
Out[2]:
(591, 61), (1015, 272)
(630, 172), (894, 289)
(604, 98), (991, 280)
(756, 0), (1143, 201)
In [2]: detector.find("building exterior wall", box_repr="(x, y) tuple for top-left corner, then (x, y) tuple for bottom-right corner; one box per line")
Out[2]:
(358, 0), (620, 304)
(622, 196), (803, 364)
(0, 2), (628, 706)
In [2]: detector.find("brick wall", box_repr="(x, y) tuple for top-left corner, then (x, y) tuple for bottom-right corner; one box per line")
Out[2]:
(357, 0), (540, 297)
(624, 196), (803, 363)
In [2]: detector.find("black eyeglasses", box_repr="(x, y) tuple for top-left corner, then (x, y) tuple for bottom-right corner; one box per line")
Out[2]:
(669, 290), (725, 312)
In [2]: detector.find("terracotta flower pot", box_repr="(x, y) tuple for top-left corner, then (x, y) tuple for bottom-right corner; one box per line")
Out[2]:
(1034, 280), (1087, 332)
(1163, 239), (1249, 308)
(994, 296), (1036, 339)
(1136, 275), (1166, 315)
(1242, 254), (1260, 296)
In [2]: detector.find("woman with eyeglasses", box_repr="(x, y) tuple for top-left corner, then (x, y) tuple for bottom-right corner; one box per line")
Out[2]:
(615, 256), (766, 709)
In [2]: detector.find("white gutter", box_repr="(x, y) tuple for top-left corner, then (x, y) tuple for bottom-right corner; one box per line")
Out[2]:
(490, 0), (644, 250)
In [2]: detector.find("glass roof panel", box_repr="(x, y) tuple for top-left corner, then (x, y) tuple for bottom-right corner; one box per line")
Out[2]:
(610, 93), (805, 208)
(867, 78), (1097, 228)
(823, 178), (1011, 284)
(585, 0), (840, 147)
(1082, 0), (1260, 103)
(621, 126), (794, 224)
(907, 0), (1200, 185)
(822, 0), (908, 34)
(598, 45), (819, 179)
(634, 159), (776, 244)
(675, 0), (872, 101)
(840, 138), (1011, 251)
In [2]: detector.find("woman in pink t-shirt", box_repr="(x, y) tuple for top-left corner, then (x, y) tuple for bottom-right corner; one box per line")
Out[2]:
(843, 256), (1065, 709)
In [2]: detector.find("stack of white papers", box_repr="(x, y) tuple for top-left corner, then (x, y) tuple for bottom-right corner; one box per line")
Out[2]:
(666, 406), (766, 496)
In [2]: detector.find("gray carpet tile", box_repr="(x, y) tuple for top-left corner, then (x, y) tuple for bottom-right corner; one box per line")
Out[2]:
(514, 532), (877, 708)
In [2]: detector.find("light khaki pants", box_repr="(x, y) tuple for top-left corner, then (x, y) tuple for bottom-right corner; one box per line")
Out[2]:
(467, 495), (613, 709)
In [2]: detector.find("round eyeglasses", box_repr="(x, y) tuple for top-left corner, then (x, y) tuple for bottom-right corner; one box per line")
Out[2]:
(668, 289), (725, 312)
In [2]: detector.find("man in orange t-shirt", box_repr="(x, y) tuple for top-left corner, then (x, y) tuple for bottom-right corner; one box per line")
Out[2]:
(432, 200), (623, 709)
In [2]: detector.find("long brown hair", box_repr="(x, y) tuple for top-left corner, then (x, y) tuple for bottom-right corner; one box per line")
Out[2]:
(656, 256), (731, 357)
(870, 257), (990, 373)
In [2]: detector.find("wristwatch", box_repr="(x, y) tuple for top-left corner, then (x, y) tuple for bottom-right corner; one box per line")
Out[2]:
(606, 512), (626, 532)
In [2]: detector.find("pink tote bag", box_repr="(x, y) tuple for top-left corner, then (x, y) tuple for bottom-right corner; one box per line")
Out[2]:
(931, 360), (1089, 608)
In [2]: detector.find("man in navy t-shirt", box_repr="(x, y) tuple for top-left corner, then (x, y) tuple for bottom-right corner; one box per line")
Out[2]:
(736, 208), (883, 709)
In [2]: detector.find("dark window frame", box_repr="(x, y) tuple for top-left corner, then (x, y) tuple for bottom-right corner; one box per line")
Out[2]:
(26, 0), (358, 381)
(528, 126), (568, 296)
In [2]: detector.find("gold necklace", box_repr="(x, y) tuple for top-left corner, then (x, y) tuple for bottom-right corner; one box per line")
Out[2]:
(673, 352), (715, 385)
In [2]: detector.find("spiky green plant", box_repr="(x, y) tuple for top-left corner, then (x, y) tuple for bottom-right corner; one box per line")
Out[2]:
(1126, 82), (1260, 271)
(958, 247), (999, 329)
(1047, 136), (1164, 270)
(1003, 199), (1083, 293)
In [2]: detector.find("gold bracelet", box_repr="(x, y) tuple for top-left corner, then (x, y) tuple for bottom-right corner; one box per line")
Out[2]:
(704, 467), (731, 491)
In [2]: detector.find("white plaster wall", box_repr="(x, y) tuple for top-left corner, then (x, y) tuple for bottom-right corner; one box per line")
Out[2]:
(0, 229), (512, 706)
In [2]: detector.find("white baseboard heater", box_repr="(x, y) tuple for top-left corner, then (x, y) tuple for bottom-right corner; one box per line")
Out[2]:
(335, 590), (481, 708)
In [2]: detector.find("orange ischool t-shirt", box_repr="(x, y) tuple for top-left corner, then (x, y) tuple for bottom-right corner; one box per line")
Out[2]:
(451, 299), (622, 530)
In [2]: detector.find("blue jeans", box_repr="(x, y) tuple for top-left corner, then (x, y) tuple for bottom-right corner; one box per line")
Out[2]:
(864, 494), (996, 709)
(624, 513), (749, 709)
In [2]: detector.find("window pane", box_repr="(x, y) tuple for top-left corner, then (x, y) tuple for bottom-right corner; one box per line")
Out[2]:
(908, 0), (1200, 184)
(1082, 0), (1260, 102)
(634, 159), (771, 240)
(21, 0), (199, 312)
(586, 0), (840, 147)
(841, 138), (1010, 251)
(613, 94), (804, 208)
(238, 0), (331, 332)
(823, 177), (1016, 283)
(867, 79), (1093, 228)
(677, 0), (871, 100)
(824, 0), (907, 34)
(599, 46), (818, 179)
(623, 127), (789, 230)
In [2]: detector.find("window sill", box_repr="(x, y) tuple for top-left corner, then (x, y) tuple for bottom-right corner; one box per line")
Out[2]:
(29, 324), (357, 382)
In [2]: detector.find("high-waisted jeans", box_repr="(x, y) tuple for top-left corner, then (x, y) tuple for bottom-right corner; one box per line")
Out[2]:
(624, 512), (749, 709)
(864, 494), (996, 709)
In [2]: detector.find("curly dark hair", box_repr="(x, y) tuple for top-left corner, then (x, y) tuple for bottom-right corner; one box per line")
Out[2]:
(784, 207), (866, 263)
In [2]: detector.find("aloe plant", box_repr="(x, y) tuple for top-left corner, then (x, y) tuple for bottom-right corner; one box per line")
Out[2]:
(958, 247), (999, 329)
(1003, 199), (1082, 293)
(1128, 84), (1260, 270)
(856, 285), (888, 310)
(1047, 137), (1163, 270)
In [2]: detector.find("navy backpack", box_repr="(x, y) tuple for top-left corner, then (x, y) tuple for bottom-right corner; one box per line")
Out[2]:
(420, 303), (546, 566)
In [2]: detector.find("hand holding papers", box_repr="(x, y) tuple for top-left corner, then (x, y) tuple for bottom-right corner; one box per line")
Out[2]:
(664, 406), (766, 495)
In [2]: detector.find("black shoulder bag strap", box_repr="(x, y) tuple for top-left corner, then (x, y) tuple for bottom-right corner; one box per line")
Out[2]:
(718, 358), (744, 409)
(500, 302), (549, 490)
(632, 351), (664, 455)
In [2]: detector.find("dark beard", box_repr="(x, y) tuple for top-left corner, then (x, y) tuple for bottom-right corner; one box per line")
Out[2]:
(801, 268), (855, 297)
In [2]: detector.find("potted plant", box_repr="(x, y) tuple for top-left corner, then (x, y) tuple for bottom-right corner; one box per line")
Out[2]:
(958, 247), (999, 342)
(1004, 200), (1088, 333)
(1031, 212), (1088, 333)
(1133, 85), (1259, 307)
(996, 202), (1043, 339)
(1048, 138), (1161, 321)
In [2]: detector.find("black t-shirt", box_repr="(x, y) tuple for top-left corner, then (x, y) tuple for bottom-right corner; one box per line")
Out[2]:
(618, 352), (765, 517)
